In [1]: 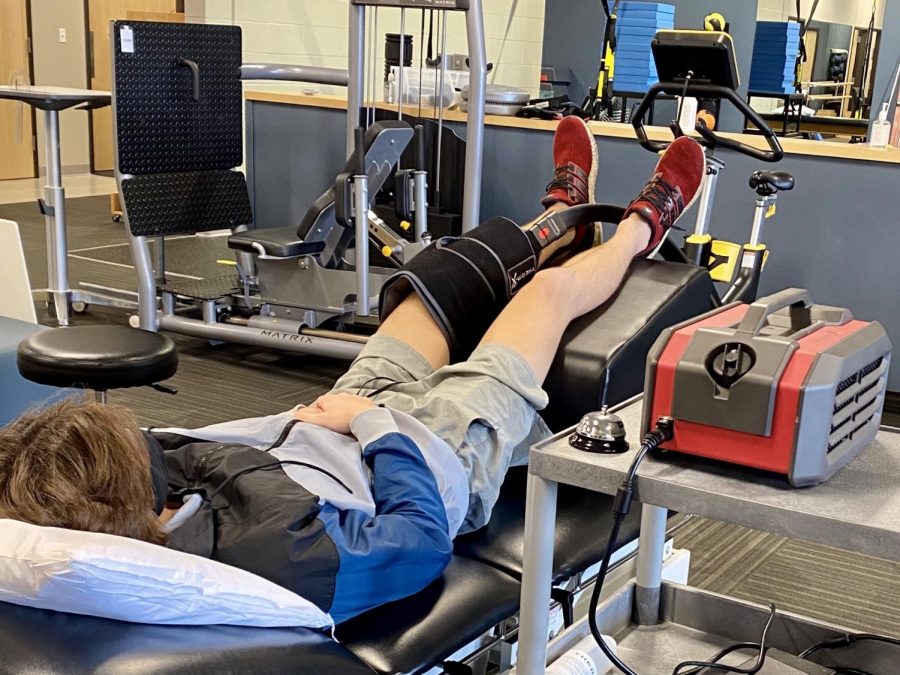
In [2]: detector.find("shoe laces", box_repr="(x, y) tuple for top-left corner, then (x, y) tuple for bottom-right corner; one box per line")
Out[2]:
(636, 173), (684, 227)
(545, 165), (588, 203)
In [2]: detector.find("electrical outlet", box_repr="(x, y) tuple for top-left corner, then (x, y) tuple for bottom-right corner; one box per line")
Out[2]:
(58, 28), (67, 43)
(450, 53), (468, 71)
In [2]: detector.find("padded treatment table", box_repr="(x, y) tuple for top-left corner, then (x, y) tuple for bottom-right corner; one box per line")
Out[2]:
(542, 259), (712, 430)
(0, 317), (68, 425)
(336, 557), (522, 673)
(0, 261), (713, 673)
(0, 601), (374, 675)
(455, 466), (643, 583)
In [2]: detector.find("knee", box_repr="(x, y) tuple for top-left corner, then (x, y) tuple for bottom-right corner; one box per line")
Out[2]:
(524, 268), (579, 313)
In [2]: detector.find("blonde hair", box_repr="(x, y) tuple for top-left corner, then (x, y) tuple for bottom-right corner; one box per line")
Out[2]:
(0, 398), (166, 545)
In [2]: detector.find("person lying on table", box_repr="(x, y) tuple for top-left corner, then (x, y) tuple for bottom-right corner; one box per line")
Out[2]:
(0, 119), (704, 623)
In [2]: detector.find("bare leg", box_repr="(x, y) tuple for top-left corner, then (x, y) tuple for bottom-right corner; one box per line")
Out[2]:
(477, 214), (651, 383)
(376, 203), (573, 370)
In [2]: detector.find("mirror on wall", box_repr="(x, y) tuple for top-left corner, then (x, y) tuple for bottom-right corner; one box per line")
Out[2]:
(751, 0), (885, 135)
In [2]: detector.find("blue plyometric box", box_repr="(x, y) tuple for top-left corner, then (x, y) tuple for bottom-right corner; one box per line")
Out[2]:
(619, 2), (675, 15)
(616, 38), (657, 50)
(616, 66), (658, 78)
(754, 37), (801, 50)
(750, 77), (794, 86)
(617, 11), (675, 22)
(750, 64), (796, 78)
(615, 74), (659, 83)
(756, 20), (801, 32)
(616, 55), (656, 66)
(613, 82), (657, 94)
(755, 26), (801, 36)
(756, 28), (801, 38)
(751, 57), (796, 71)
(616, 17), (675, 28)
(752, 46), (799, 59)
(749, 85), (795, 94)
(615, 46), (655, 60)
(754, 32), (801, 43)
(749, 81), (795, 93)
(616, 25), (661, 38)
(615, 45), (655, 57)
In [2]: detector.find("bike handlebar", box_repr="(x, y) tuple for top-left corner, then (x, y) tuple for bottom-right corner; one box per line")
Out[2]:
(631, 82), (784, 163)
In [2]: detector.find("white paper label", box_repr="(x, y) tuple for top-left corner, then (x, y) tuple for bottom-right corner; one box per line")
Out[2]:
(121, 26), (134, 53)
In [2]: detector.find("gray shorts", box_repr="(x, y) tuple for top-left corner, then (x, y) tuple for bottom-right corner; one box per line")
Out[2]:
(332, 335), (551, 533)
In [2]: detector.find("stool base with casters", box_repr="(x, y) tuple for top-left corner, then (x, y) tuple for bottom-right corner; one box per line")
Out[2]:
(16, 326), (178, 404)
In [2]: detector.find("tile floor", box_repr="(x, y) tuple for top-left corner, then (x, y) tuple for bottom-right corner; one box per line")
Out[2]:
(0, 172), (116, 205)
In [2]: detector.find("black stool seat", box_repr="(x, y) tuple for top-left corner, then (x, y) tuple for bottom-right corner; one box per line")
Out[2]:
(17, 326), (178, 391)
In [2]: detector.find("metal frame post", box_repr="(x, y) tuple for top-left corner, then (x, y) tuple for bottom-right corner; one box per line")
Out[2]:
(129, 233), (160, 331)
(413, 170), (428, 240)
(692, 155), (724, 239)
(347, 3), (366, 160)
(354, 173), (371, 317)
(43, 109), (70, 326)
(517, 473), (559, 675)
(462, 0), (487, 232)
(749, 196), (770, 247)
(634, 503), (668, 625)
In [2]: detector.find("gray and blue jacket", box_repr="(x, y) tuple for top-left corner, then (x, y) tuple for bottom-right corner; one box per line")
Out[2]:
(152, 408), (469, 624)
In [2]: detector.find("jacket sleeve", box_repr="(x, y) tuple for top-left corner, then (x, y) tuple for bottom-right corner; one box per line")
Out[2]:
(317, 408), (453, 623)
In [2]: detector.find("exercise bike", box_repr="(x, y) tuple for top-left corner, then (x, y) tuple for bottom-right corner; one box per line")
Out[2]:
(634, 30), (795, 307)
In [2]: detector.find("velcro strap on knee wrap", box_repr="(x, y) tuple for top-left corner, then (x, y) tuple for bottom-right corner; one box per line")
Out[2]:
(379, 217), (538, 360)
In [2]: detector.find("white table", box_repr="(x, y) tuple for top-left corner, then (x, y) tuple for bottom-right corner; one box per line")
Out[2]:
(0, 85), (130, 325)
(516, 398), (900, 673)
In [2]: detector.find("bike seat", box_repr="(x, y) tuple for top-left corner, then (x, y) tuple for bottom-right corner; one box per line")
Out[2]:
(749, 170), (795, 193)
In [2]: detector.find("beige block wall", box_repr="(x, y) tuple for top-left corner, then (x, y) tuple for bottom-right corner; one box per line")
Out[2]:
(184, 0), (546, 97)
(30, 0), (91, 172)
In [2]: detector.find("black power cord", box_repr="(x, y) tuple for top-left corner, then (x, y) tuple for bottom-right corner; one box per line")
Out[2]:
(798, 632), (900, 674)
(586, 417), (777, 675)
(799, 633), (900, 659)
(671, 604), (777, 675)
(587, 417), (675, 675)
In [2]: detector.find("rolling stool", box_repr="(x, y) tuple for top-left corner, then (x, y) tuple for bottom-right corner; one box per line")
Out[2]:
(17, 326), (178, 404)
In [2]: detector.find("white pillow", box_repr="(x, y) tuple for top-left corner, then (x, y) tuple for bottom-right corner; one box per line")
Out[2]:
(0, 519), (334, 630)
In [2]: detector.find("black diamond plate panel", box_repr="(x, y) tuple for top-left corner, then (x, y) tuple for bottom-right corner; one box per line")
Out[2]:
(113, 21), (243, 174)
(122, 171), (253, 236)
(159, 273), (241, 300)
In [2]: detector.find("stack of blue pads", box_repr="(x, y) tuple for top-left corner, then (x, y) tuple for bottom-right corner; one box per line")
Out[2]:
(613, 2), (675, 94)
(749, 21), (801, 94)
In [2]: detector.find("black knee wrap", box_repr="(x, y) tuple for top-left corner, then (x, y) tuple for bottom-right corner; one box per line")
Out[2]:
(379, 217), (539, 361)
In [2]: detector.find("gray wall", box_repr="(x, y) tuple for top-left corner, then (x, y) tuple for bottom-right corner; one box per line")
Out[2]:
(873, 0), (900, 114)
(245, 103), (346, 230)
(541, 0), (605, 106)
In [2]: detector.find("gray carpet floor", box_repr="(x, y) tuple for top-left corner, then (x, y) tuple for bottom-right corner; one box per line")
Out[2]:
(1, 195), (898, 638)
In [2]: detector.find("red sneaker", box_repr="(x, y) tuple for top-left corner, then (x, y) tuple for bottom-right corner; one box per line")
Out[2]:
(625, 136), (705, 257)
(541, 116), (598, 209)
